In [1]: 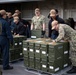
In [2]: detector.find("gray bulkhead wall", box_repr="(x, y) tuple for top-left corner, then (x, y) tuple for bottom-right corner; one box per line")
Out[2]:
(21, 0), (76, 35)
(21, 0), (63, 36)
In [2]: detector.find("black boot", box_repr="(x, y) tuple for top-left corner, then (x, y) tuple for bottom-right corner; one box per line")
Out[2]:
(67, 66), (76, 74)
(3, 65), (13, 70)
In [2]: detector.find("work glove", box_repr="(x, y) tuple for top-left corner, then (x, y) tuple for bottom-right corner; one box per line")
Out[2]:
(41, 31), (45, 38)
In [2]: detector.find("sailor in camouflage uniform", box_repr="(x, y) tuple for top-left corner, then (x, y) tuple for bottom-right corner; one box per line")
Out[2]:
(51, 20), (76, 74)
(31, 8), (46, 37)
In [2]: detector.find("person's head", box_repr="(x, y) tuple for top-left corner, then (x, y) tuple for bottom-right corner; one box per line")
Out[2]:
(12, 13), (18, 17)
(49, 9), (59, 19)
(50, 9), (57, 19)
(15, 10), (21, 15)
(0, 10), (7, 19)
(51, 20), (59, 30)
(35, 8), (41, 16)
(7, 12), (12, 18)
(13, 16), (19, 24)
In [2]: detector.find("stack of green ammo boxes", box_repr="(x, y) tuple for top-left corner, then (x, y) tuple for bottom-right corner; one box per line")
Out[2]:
(23, 39), (70, 74)
(34, 42), (41, 70)
(9, 35), (26, 62)
(48, 42), (63, 73)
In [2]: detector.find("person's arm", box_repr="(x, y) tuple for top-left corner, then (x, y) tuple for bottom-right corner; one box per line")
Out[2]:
(31, 24), (34, 30)
(13, 27), (17, 35)
(42, 16), (46, 36)
(31, 18), (34, 30)
(18, 25), (26, 35)
(42, 16), (46, 31)
(5, 21), (13, 43)
(58, 17), (65, 24)
(55, 26), (65, 42)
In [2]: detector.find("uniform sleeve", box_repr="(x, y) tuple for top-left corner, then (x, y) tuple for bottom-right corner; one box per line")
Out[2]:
(60, 18), (65, 24)
(5, 21), (13, 42)
(55, 26), (65, 42)
(31, 17), (34, 25)
(42, 16), (46, 24)
(18, 25), (25, 35)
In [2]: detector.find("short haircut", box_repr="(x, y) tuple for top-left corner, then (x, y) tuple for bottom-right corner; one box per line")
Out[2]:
(55, 9), (58, 14)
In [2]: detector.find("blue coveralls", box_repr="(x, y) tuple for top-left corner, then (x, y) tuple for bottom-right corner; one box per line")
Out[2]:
(0, 17), (13, 69)
(48, 16), (65, 39)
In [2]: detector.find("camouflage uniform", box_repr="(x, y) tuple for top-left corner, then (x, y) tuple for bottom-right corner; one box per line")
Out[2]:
(31, 15), (45, 30)
(55, 24), (76, 66)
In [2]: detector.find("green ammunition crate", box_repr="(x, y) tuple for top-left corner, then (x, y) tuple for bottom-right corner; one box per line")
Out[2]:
(29, 57), (35, 69)
(60, 41), (70, 68)
(63, 53), (69, 68)
(28, 42), (35, 58)
(10, 37), (19, 49)
(23, 48), (29, 57)
(23, 40), (29, 47)
(10, 35), (26, 49)
(28, 42), (35, 47)
(48, 58), (63, 73)
(9, 49), (15, 61)
(35, 47), (41, 59)
(18, 41), (23, 48)
(18, 36), (26, 48)
(40, 44), (48, 60)
(23, 40), (29, 56)
(48, 43), (63, 61)
(24, 56), (29, 67)
(35, 43), (41, 47)
(34, 42), (41, 59)
(18, 36), (26, 41)
(62, 42), (69, 52)
(31, 30), (42, 38)
(29, 47), (34, 58)
(15, 53), (19, 60)
(19, 49), (23, 58)
(14, 49), (20, 60)
(35, 58), (41, 70)
(41, 60), (48, 72)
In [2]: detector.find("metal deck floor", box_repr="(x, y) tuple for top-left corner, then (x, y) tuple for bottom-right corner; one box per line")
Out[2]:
(0, 60), (76, 75)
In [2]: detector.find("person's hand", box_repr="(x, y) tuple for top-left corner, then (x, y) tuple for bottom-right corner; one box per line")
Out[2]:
(42, 31), (45, 35)
(11, 31), (13, 33)
(24, 25), (26, 27)
(51, 40), (57, 44)
(52, 40), (56, 43)
(14, 33), (16, 35)
(16, 34), (19, 36)
(41, 31), (45, 38)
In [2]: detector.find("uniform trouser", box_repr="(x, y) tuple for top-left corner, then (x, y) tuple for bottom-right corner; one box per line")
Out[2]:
(0, 36), (9, 69)
(70, 50), (76, 66)
(70, 41), (76, 66)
